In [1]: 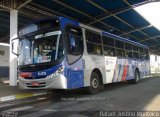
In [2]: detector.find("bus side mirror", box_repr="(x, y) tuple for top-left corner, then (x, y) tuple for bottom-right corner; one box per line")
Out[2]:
(11, 38), (21, 56)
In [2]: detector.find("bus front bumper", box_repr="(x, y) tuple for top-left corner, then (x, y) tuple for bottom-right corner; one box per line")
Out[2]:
(18, 74), (67, 89)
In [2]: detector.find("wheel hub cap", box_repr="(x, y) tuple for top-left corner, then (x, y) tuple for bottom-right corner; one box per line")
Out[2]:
(92, 78), (98, 89)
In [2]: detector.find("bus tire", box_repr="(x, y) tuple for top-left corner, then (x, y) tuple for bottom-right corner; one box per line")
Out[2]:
(86, 72), (101, 94)
(128, 70), (140, 84)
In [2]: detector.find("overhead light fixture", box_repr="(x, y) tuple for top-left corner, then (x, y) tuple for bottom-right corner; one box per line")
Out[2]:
(134, 1), (160, 31)
(109, 29), (114, 32)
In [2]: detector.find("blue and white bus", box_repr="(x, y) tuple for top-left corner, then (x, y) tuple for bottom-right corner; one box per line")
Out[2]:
(12, 16), (150, 94)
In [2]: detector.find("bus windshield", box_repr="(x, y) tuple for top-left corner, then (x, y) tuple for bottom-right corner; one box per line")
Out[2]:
(18, 30), (64, 66)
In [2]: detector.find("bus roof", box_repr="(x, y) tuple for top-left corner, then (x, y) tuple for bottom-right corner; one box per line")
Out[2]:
(19, 16), (148, 49)
(79, 19), (148, 49)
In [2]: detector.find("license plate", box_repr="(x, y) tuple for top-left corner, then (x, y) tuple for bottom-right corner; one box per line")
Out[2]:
(31, 82), (39, 86)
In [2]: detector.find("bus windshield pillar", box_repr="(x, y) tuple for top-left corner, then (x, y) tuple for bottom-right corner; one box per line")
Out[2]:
(10, 9), (18, 86)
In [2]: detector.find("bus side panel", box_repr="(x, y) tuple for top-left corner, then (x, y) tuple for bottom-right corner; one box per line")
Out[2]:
(82, 55), (106, 87)
(150, 55), (160, 74)
(146, 60), (151, 76)
(64, 58), (84, 89)
(87, 56), (149, 84)
(126, 59), (135, 80)
(67, 69), (84, 89)
(104, 56), (117, 83)
(85, 56), (146, 84)
(111, 58), (135, 83)
(83, 56), (138, 85)
(139, 60), (150, 78)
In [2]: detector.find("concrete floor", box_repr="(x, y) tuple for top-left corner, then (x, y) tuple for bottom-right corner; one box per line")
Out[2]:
(0, 77), (160, 117)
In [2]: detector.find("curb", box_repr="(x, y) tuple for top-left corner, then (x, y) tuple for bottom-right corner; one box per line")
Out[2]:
(145, 74), (160, 78)
(0, 91), (48, 102)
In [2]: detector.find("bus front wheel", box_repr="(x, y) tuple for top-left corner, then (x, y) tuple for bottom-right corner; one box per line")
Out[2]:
(86, 72), (101, 94)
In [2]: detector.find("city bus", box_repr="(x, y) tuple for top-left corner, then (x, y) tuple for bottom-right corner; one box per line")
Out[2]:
(12, 16), (150, 94)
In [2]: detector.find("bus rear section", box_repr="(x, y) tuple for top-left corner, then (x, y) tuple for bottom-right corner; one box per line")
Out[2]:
(79, 28), (150, 93)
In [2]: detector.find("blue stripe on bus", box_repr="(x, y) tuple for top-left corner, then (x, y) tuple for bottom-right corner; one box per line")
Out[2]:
(64, 58), (84, 89)
(102, 32), (148, 48)
(66, 69), (84, 89)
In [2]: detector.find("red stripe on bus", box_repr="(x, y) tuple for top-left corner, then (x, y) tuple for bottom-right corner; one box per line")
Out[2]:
(122, 64), (128, 81)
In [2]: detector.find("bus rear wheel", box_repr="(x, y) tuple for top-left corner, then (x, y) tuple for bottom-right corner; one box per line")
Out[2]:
(86, 72), (101, 94)
(128, 70), (140, 84)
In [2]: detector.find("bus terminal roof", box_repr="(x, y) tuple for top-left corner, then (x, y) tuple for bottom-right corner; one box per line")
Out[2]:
(0, 0), (159, 54)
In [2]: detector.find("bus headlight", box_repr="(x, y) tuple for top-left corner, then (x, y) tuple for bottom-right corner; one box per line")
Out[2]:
(47, 66), (64, 79)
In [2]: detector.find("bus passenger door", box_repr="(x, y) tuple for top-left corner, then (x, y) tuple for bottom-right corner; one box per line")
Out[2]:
(65, 25), (84, 89)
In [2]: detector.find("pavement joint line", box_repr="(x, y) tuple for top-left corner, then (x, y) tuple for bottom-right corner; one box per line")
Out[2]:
(0, 91), (48, 102)
(7, 106), (34, 112)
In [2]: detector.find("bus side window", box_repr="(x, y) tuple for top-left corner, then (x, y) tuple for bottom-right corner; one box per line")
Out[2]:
(115, 40), (125, 57)
(144, 48), (149, 60)
(125, 43), (133, 58)
(133, 52), (139, 59)
(103, 46), (115, 56)
(102, 36), (115, 56)
(115, 40), (124, 49)
(116, 49), (125, 57)
(86, 30), (102, 55)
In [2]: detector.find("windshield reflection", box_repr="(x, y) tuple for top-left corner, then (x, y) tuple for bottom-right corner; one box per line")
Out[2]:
(18, 31), (64, 66)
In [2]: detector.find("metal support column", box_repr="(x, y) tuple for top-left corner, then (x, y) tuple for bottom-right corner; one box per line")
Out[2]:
(10, 9), (18, 86)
